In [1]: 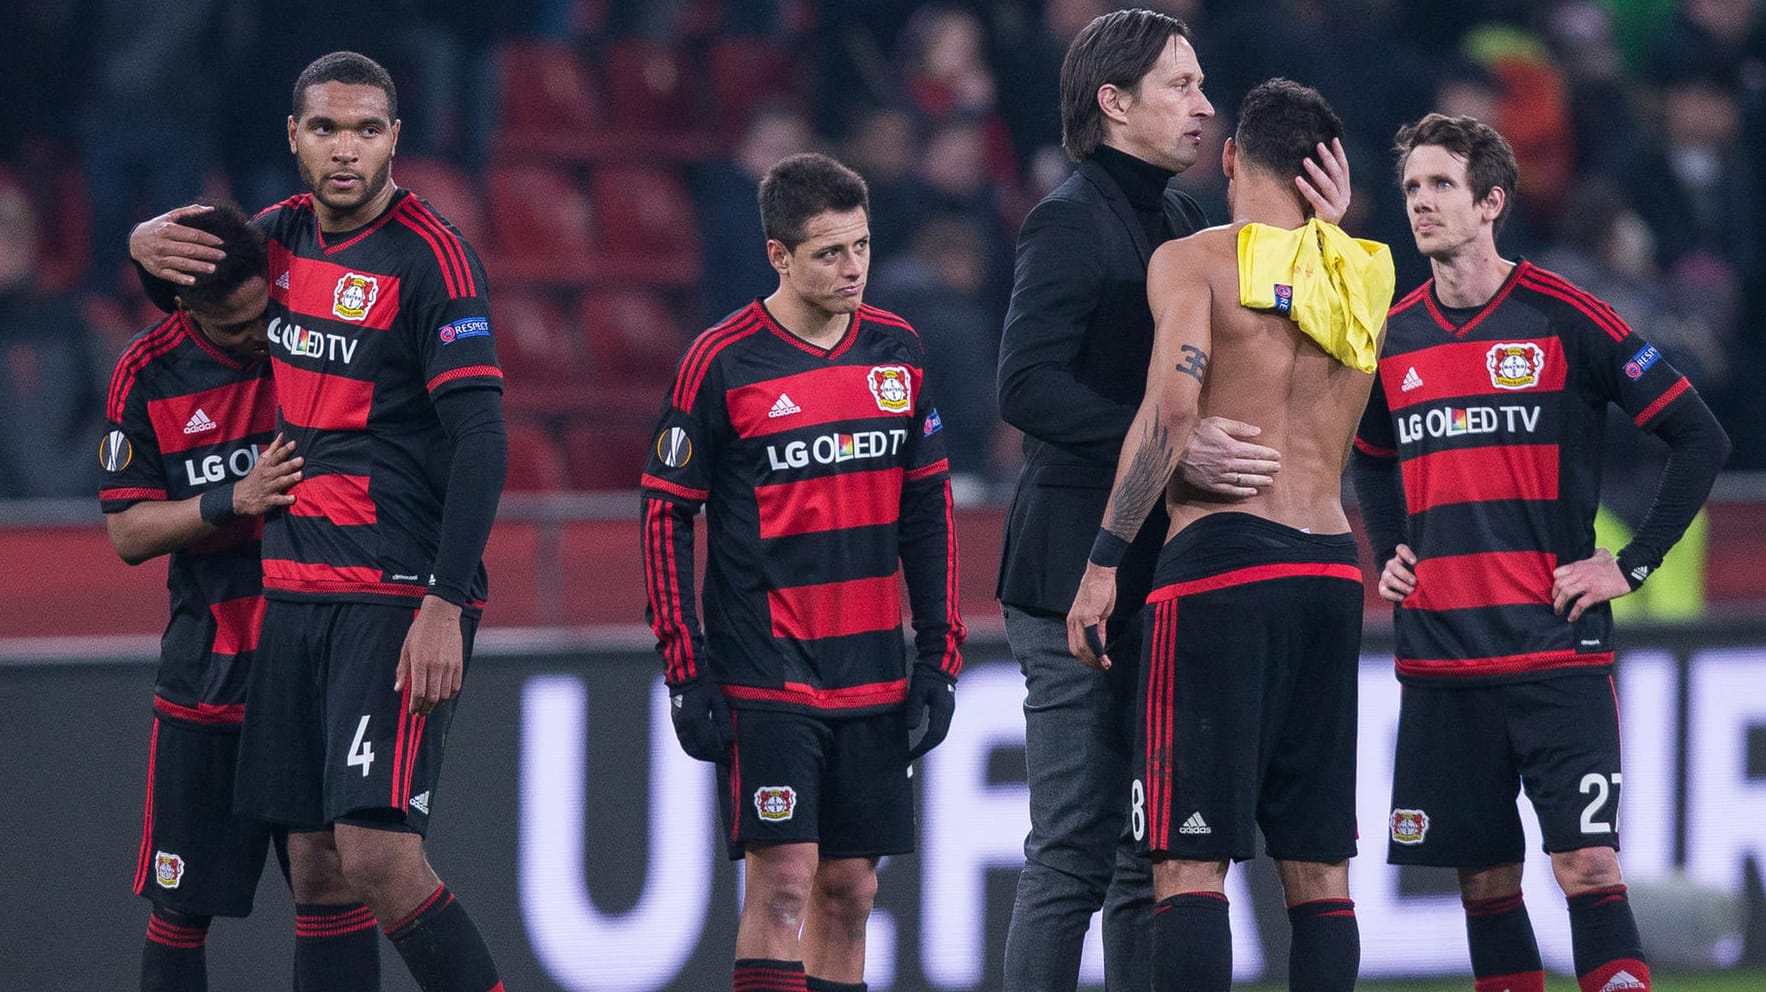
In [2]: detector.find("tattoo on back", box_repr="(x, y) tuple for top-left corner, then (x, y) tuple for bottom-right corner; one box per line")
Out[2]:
(1177, 345), (1209, 383)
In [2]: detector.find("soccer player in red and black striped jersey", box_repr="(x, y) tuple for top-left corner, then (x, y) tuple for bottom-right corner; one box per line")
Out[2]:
(642, 153), (964, 992)
(1351, 115), (1730, 992)
(130, 52), (506, 992)
(101, 201), (316, 992)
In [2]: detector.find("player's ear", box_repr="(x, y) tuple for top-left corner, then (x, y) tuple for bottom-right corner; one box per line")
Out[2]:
(1098, 83), (1130, 127)
(1479, 185), (1507, 224)
(287, 116), (298, 154)
(766, 239), (791, 275)
(1221, 136), (1236, 179)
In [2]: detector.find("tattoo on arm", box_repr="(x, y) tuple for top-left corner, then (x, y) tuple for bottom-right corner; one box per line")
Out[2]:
(1177, 345), (1209, 383)
(1108, 407), (1175, 537)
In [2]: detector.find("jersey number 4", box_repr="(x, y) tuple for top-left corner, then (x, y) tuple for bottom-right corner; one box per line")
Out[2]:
(348, 715), (376, 778)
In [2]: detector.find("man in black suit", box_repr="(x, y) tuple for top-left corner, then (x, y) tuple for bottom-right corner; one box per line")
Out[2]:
(996, 11), (1351, 990)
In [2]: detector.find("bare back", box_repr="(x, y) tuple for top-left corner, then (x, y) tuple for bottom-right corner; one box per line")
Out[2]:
(1152, 224), (1377, 539)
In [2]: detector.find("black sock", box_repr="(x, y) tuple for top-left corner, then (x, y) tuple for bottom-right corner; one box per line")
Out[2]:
(734, 958), (807, 991)
(384, 885), (502, 992)
(141, 907), (210, 992)
(1568, 885), (1650, 992)
(805, 977), (865, 992)
(295, 902), (380, 992)
(1152, 892), (1232, 992)
(1464, 892), (1545, 992)
(1287, 898), (1359, 992)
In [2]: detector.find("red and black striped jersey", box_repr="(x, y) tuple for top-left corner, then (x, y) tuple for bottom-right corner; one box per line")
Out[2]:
(100, 312), (276, 725)
(253, 189), (502, 609)
(641, 301), (965, 718)
(1355, 260), (1699, 684)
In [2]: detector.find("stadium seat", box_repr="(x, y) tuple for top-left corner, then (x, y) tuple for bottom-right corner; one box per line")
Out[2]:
(483, 164), (597, 285)
(395, 156), (484, 244)
(561, 415), (658, 491)
(587, 166), (701, 287)
(606, 41), (700, 132)
(579, 290), (688, 383)
(503, 419), (569, 492)
(493, 289), (586, 413)
(709, 37), (803, 140)
(494, 38), (627, 163)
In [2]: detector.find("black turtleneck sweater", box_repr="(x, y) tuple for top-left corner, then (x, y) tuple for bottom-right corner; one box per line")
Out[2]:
(1090, 143), (1178, 247)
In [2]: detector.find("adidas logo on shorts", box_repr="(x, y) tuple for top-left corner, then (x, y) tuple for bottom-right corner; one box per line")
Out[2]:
(409, 791), (431, 814)
(1178, 812), (1211, 835)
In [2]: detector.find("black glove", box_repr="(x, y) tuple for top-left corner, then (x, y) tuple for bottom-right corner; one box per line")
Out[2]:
(669, 678), (733, 763)
(905, 668), (956, 760)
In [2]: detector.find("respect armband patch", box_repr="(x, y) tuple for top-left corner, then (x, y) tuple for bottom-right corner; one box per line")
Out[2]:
(438, 317), (491, 345)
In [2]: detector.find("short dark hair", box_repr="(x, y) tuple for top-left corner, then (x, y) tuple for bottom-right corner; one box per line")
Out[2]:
(293, 51), (398, 122)
(1233, 78), (1342, 184)
(1393, 113), (1520, 235)
(1059, 9), (1193, 162)
(757, 153), (870, 250)
(179, 200), (268, 312)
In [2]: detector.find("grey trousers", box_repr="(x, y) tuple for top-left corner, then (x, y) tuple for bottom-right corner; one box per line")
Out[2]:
(1002, 605), (1152, 991)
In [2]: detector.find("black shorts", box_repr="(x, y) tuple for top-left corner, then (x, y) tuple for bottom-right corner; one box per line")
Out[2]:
(715, 708), (915, 861)
(134, 706), (274, 917)
(1134, 513), (1362, 863)
(235, 600), (477, 833)
(1388, 674), (1623, 867)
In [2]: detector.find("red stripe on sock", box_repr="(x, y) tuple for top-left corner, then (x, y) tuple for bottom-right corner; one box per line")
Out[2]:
(385, 883), (452, 934)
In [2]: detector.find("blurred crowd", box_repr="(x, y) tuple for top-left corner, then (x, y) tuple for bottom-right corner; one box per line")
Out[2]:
(2, 0), (1764, 499)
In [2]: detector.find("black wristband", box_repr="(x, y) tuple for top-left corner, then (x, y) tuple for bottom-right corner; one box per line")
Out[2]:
(1615, 546), (1658, 591)
(1089, 528), (1130, 568)
(199, 484), (236, 525)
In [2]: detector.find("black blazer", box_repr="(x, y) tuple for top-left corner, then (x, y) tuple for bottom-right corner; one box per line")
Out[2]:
(995, 157), (1207, 623)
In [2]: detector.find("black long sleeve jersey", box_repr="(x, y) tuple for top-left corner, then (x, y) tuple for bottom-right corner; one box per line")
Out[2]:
(1352, 260), (1727, 685)
(101, 312), (276, 724)
(642, 301), (965, 717)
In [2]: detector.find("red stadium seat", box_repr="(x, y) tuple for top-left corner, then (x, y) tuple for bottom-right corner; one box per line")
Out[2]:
(709, 37), (803, 139)
(395, 156), (484, 245)
(588, 166), (701, 287)
(493, 290), (587, 413)
(483, 164), (597, 285)
(503, 420), (569, 492)
(561, 416), (658, 491)
(605, 41), (701, 131)
(579, 290), (687, 383)
(493, 38), (630, 163)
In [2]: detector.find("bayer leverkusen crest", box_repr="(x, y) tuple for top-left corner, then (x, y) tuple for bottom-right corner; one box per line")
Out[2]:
(868, 365), (912, 413)
(1389, 808), (1430, 845)
(155, 851), (186, 889)
(753, 785), (797, 822)
(1486, 342), (1545, 390)
(333, 273), (380, 322)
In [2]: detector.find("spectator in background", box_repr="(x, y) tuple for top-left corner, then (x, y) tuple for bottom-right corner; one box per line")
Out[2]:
(840, 105), (931, 266)
(917, 120), (1015, 308)
(77, 0), (248, 296)
(0, 172), (106, 498)
(870, 213), (1006, 494)
(895, 4), (1019, 187)
(1543, 0), (1645, 178)
(696, 105), (818, 321)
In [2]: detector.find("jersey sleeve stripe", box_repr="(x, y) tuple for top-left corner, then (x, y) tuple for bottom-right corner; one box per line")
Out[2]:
(640, 473), (709, 502)
(858, 305), (918, 335)
(768, 575), (902, 640)
(939, 476), (964, 678)
(254, 193), (312, 220)
(426, 365), (504, 393)
(1408, 550), (1555, 612)
(642, 500), (677, 680)
(1390, 282), (1429, 316)
(1633, 376), (1691, 427)
(106, 316), (185, 422)
(1521, 266), (1632, 326)
(755, 467), (902, 539)
(674, 314), (761, 410)
(1516, 274), (1630, 342)
(397, 199), (476, 298)
(403, 198), (477, 296)
(1354, 436), (1397, 459)
(101, 486), (168, 501)
(904, 458), (949, 482)
(1402, 444), (1558, 515)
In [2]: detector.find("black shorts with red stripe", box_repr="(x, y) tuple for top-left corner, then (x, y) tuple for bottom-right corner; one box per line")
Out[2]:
(235, 600), (477, 833)
(714, 707), (915, 860)
(134, 703), (275, 917)
(1134, 512), (1362, 863)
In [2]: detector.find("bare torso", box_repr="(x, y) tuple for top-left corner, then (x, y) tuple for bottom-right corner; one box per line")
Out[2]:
(1159, 223), (1377, 539)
